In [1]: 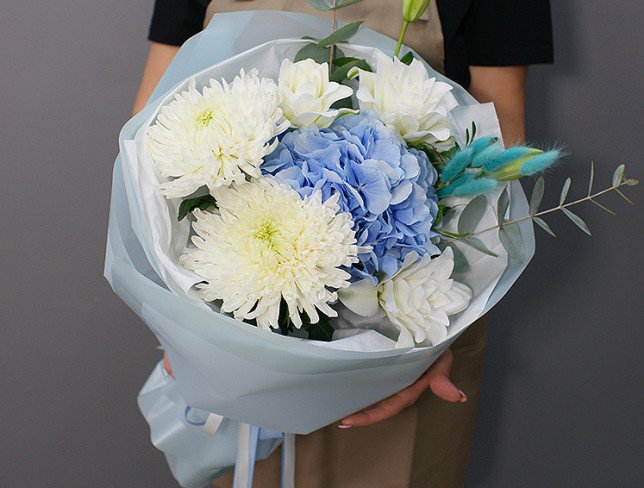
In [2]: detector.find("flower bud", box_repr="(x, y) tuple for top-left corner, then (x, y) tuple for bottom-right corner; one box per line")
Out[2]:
(402, 0), (432, 23)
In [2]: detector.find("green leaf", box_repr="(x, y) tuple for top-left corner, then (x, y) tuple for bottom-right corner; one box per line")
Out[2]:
(532, 216), (556, 237)
(612, 164), (625, 187)
(400, 51), (414, 65)
(449, 244), (470, 273)
(317, 21), (363, 47)
(624, 178), (640, 186)
(562, 208), (591, 235)
(277, 300), (294, 336)
(437, 229), (469, 239)
(333, 56), (371, 68)
(307, 0), (365, 11)
(294, 43), (331, 63)
(588, 161), (595, 195)
(499, 223), (526, 262)
(178, 194), (217, 221)
(329, 58), (371, 82)
(461, 237), (498, 257)
(559, 177), (571, 205)
(440, 145), (460, 162)
(497, 187), (510, 224)
(330, 95), (354, 110)
(458, 195), (487, 235)
(530, 177), (545, 215)
(441, 208), (457, 226)
(589, 198), (616, 216)
(615, 189), (635, 205)
(303, 315), (334, 342)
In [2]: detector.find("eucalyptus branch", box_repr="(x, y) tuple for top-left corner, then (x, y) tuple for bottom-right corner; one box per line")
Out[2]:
(472, 179), (636, 237)
(329, 1), (338, 69)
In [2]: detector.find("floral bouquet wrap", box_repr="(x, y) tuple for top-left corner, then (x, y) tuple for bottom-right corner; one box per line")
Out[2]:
(105, 8), (636, 488)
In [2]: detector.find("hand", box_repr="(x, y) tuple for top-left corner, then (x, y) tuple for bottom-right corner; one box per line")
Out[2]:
(338, 348), (466, 429)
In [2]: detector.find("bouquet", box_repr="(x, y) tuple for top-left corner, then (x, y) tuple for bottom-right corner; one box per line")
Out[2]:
(105, 5), (637, 488)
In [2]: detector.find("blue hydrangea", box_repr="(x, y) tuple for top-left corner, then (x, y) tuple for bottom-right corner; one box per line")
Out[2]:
(262, 112), (439, 280)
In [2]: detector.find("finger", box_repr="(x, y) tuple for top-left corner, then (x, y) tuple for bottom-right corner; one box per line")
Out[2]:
(424, 350), (466, 403)
(340, 389), (417, 428)
(340, 370), (433, 428)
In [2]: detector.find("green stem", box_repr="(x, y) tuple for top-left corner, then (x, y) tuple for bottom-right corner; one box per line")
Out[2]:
(329, 1), (338, 70)
(394, 21), (410, 58)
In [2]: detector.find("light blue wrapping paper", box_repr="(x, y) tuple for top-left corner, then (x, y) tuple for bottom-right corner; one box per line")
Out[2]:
(104, 11), (536, 487)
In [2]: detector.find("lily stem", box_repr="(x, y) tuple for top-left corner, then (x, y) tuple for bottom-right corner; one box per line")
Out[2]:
(394, 21), (410, 58)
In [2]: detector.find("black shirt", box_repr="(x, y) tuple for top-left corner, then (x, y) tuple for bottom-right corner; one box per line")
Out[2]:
(148, 0), (553, 88)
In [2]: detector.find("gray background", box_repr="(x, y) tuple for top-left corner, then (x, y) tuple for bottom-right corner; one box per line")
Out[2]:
(0, 1), (642, 487)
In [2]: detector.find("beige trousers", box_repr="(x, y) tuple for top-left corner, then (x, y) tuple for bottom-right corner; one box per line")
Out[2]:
(205, 2), (487, 486)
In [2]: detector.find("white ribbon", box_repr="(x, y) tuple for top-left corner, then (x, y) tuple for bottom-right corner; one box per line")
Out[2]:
(233, 424), (296, 488)
(280, 433), (296, 488)
(203, 413), (224, 436)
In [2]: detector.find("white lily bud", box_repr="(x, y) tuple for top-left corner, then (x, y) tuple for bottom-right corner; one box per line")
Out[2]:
(402, 0), (432, 23)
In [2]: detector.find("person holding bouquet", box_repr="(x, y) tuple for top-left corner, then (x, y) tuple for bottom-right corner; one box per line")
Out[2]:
(131, 1), (553, 486)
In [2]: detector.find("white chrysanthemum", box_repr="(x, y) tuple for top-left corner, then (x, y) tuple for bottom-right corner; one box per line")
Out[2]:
(146, 70), (289, 198)
(378, 248), (471, 347)
(278, 58), (354, 128)
(350, 51), (458, 144)
(180, 179), (358, 330)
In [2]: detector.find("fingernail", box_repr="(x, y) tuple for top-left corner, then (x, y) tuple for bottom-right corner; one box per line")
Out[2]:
(338, 424), (353, 429)
(458, 390), (468, 403)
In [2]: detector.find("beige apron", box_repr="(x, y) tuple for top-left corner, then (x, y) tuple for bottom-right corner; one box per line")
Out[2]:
(204, 0), (445, 74)
(204, 2), (487, 486)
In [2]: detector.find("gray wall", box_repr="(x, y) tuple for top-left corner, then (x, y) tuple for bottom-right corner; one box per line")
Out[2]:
(0, 1), (641, 487)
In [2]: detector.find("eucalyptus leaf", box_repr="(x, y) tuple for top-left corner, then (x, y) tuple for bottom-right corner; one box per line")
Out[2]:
(294, 43), (331, 63)
(461, 237), (498, 257)
(529, 177), (545, 215)
(400, 51), (414, 65)
(615, 189), (635, 205)
(178, 194), (217, 221)
(559, 177), (571, 205)
(317, 21), (363, 47)
(499, 223), (526, 262)
(562, 208), (591, 235)
(497, 187), (510, 224)
(588, 161), (595, 195)
(330, 58), (371, 82)
(441, 208), (457, 226)
(449, 244), (471, 274)
(332, 56), (369, 67)
(437, 229), (469, 239)
(532, 216), (556, 237)
(458, 195), (487, 235)
(307, 0), (365, 11)
(612, 164), (625, 187)
(589, 198), (616, 215)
